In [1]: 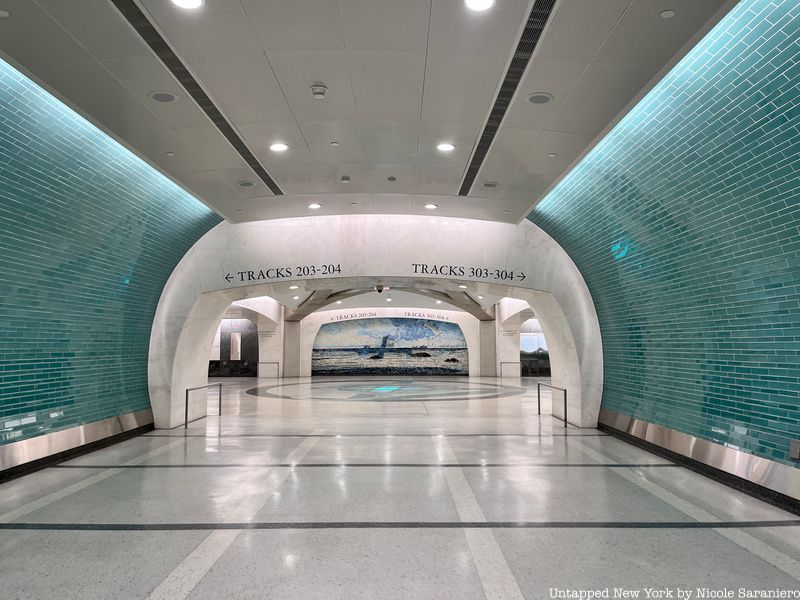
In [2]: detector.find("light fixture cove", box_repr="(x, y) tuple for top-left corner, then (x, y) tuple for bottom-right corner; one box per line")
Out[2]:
(171, 0), (203, 9)
(465, 0), (495, 12)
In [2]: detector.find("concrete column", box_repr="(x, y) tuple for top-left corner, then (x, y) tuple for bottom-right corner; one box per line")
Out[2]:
(257, 307), (284, 378)
(282, 320), (302, 377)
(479, 317), (497, 377)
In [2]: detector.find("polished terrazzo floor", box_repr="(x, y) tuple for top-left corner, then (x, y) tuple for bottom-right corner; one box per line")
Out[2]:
(1, 376), (798, 599)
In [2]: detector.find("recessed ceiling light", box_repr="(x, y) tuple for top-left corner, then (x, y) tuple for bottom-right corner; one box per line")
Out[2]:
(458, 285), (468, 289)
(436, 142), (455, 152)
(171, 0), (203, 9)
(292, 295), (300, 300)
(336, 300), (342, 305)
(329, 141), (341, 146)
(478, 295), (484, 300)
(504, 209), (510, 214)
(660, 9), (676, 19)
(340, 175), (351, 183)
(350, 202), (358, 206)
(482, 181), (498, 188)
(235, 209), (244, 213)
(0, 10), (10, 17)
(165, 151), (176, 157)
(237, 180), (255, 188)
(289, 285), (299, 290)
(465, 0), (495, 11)
(270, 142), (289, 152)
(424, 203), (438, 210)
(548, 153), (558, 158)
(528, 92), (554, 105)
(149, 91), (177, 103)
(386, 298), (392, 302)
(308, 203), (321, 209)
(309, 82), (328, 99)
(387, 176), (397, 182)
(435, 300), (443, 304)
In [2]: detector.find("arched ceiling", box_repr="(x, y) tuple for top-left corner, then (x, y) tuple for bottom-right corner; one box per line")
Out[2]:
(0, 0), (730, 223)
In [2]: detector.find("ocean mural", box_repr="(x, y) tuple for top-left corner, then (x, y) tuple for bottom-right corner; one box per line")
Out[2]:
(312, 318), (468, 376)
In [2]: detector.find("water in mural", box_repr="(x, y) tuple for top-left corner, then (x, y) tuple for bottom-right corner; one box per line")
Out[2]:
(312, 318), (468, 376)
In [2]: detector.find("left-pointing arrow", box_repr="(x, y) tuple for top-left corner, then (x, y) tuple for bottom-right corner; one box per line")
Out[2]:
(225, 273), (234, 283)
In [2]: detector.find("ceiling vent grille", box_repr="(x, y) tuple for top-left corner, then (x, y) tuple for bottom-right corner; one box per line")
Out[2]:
(109, 0), (283, 196)
(458, 0), (557, 196)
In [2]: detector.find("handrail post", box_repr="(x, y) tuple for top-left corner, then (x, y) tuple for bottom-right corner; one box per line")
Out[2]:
(185, 388), (190, 429)
(563, 388), (568, 429)
(537, 382), (541, 416)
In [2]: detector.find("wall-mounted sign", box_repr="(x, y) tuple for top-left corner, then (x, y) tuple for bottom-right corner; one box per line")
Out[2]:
(410, 263), (526, 282)
(224, 263), (343, 283)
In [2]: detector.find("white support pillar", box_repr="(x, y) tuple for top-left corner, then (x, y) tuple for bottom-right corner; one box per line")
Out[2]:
(282, 320), (302, 378)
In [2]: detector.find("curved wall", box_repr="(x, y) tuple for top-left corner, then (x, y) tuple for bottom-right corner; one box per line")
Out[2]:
(530, 0), (800, 467)
(0, 58), (220, 457)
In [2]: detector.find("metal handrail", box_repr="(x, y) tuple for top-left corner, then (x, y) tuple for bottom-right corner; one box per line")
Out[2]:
(537, 382), (568, 428)
(185, 383), (223, 429)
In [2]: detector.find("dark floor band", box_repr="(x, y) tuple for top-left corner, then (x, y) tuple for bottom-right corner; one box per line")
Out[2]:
(2, 520), (798, 531)
(51, 462), (677, 469)
(142, 433), (609, 438)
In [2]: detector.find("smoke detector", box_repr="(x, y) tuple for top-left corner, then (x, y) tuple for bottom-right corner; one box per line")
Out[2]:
(528, 92), (554, 104)
(309, 82), (328, 99)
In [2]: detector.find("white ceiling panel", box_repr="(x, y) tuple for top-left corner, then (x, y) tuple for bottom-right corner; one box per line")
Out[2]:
(502, 58), (588, 130)
(547, 62), (657, 136)
(138, 0), (261, 58)
(413, 165), (464, 196)
(299, 121), (366, 164)
(0, 0), (94, 67)
(37, 0), (152, 61)
(239, 122), (315, 165)
(101, 57), (209, 129)
(241, 0), (344, 51)
(268, 51), (357, 122)
(421, 51), (508, 128)
(214, 167), (274, 199)
(524, 131), (595, 176)
(535, 0), (630, 62)
(367, 165), (417, 194)
(360, 122), (419, 163)
(337, 0), (430, 51)
(174, 125), (249, 170)
(596, 0), (727, 68)
(185, 52), (293, 125)
(428, 0), (531, 56)
(349, 51), (426, 122)
(180, 170), (240, 206)
(474, 127), (543, 191)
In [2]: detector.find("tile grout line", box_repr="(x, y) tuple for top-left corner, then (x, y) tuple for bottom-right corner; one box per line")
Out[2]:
(568, 437), (800, 582)
(0, 438), (186, 524)
(433, 436), (525, 600)
(144, 429), (327, 600)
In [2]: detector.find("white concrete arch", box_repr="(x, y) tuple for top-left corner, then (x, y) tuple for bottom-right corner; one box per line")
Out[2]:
(148, 214), (602, 429)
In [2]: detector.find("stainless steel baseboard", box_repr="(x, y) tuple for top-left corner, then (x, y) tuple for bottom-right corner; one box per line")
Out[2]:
(599, 407), (800, 501)
(0, 408), (153, 471)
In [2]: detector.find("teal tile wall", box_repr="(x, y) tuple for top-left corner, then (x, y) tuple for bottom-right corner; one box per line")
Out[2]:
(0, 58), (221, 444)
(530, 0), (800, 466)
